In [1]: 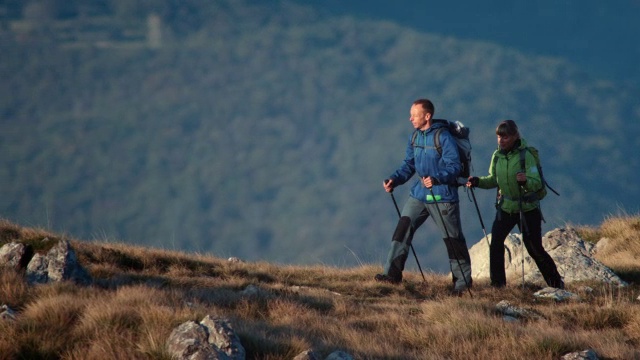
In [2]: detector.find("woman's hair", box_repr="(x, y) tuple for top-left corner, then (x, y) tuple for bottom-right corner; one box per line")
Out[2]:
(496, 120), (519, 137)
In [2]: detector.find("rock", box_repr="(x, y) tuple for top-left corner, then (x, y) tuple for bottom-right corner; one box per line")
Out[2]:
(293, 350), (320, 360)
(25, 240), (92, 285)
(26, 253), (49, 283)
(167, 316), (245, 360)
(469, 228), (627, 287)
(561, 349), (599, 360)
(166, 320), (220, 359)
(533, 287), (579, 301)
(200, 316), (245, 359)
(1, 304), (17, 322)
(592, 237), (610, 254)
(0, 242), (32, 270)
(325, 351), (354, 360)
(495, 300), (543, 320)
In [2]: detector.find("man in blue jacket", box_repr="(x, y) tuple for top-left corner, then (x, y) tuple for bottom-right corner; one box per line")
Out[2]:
(376, 98), (472, 294)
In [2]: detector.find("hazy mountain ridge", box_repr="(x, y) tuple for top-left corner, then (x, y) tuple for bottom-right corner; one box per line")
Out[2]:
(294, 0), (640, 85)
(1, 0), (638, 271)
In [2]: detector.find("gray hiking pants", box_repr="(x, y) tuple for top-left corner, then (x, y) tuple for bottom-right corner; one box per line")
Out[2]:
(383, 196), (472, 290)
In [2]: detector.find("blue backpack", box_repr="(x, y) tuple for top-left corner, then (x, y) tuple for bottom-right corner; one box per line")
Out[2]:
(412, 119), (472, 186)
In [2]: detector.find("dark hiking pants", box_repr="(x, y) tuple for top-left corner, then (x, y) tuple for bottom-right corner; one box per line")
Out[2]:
(490, 208), (563, 288)
(383, 196), (471, 290)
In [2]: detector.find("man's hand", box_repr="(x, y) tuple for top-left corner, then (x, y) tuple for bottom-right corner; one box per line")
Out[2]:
(516, 172), (527, 186)
(383, 179), (394, 193)
(422, 176), (436, 189)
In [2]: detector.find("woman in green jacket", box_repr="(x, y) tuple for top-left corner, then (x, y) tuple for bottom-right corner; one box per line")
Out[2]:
(466, 120), (564, 289)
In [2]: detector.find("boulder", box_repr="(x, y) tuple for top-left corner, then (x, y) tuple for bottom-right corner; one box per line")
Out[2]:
(166, 320), (221, 359)
(0, 242), (32, 270)
(469, 228), (627, 287)
(167, 316), (245, 360)
(25, 240), (92, 285)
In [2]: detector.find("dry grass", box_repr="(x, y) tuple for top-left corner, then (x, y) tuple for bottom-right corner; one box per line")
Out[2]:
(575, 213), (640, 283)
(0, 216), (639, 359)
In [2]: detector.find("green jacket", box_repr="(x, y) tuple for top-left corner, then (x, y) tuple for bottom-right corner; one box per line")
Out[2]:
(477, 138), (543, 214)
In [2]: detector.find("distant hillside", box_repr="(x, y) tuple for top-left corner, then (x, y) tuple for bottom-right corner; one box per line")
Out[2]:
(1, 0), (639, 272)
(294, 0), (640, 85)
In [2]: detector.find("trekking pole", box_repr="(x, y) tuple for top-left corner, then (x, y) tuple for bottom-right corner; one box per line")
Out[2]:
(389, 191), (427, 282)
(517, 184), (529, 291)
(469, 187), (491, 248)
(428, 187), (473, 298)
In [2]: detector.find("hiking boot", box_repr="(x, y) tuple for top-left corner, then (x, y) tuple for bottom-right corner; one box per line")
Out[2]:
(451, 281), (472, 297)
(450, 259), (472, 292)
(374, 273), (401, 285)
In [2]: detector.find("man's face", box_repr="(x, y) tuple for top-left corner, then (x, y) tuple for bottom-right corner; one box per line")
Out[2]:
(409, 104), (430, 130)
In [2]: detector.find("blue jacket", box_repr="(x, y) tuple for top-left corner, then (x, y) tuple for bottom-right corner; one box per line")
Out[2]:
(388, 121), (462, 203)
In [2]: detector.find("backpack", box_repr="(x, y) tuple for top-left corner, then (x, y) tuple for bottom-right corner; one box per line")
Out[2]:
(492, 146), (560, 201)
(519, 147), (559, 200)
(411, 119), (472, 186)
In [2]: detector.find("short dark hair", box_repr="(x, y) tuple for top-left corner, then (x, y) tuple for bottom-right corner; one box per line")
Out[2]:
(496, 120), (519, 137)
(413, 99), (435, 116)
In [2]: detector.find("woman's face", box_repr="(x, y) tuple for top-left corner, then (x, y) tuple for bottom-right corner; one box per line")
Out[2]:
(497, 134), (518, 151)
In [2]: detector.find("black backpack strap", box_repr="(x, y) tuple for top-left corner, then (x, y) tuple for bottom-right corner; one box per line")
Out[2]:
(545, 179), (560, 196)
(411, 130), (418, 147)
(434, 128), (444, 156)
(413, 128), (444, 155)
(492, 153), (501, 212)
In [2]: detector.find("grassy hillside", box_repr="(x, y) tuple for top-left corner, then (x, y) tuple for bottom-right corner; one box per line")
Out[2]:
(0, 215), (639, 359)
(1, 0), (639, 271)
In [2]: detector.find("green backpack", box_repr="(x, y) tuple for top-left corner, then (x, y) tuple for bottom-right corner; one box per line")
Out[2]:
(492, 146), (560, 201)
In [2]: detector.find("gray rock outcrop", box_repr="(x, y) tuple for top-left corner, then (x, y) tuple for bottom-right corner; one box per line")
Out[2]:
(25, 240), (92, 285)
(469, 228), (627, 286)
(167, 316), (245, 360)
(0, 242), (31, 270)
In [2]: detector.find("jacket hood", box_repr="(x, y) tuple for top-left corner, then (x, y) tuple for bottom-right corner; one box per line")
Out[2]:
(421, 119), (448, 133)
